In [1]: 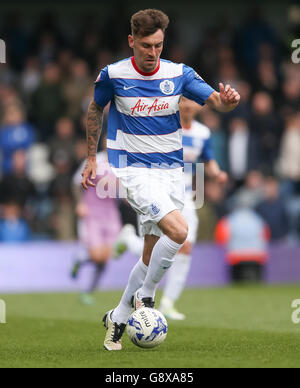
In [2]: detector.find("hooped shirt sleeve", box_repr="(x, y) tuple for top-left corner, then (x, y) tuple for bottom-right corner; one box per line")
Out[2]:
(94, 66), (114, 107)
(182, 65), (215, 106)
(201, 137), (215, 162)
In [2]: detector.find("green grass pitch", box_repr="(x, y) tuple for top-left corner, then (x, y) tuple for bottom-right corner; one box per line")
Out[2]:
(0, 285), (300, 368)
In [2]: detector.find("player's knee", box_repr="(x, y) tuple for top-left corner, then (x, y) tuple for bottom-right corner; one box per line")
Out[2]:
(170, 223), (189, 245)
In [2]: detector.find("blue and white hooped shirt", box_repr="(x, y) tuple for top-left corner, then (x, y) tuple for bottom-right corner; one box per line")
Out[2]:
(94, 57), (215, 172)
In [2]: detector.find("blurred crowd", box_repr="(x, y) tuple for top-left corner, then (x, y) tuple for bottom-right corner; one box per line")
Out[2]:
(0, 7), (299, 243)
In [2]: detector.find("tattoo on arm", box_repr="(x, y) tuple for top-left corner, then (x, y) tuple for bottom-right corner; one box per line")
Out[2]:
(86, 101), (104, 158)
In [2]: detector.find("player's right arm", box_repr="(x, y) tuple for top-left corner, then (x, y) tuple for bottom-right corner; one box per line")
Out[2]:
(81, 101), (104, 190)
(81, 66), (114, 190)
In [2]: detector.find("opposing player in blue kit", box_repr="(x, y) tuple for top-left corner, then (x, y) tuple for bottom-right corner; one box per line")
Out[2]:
(81, 9), (240, 350)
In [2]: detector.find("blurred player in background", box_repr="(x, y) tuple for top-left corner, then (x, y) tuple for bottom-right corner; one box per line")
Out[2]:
(114, 97), (228, 320)
(72, 141), (122, 305)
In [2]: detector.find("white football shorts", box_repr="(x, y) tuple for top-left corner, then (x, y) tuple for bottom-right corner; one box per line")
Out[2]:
(117, 167), (185, 237)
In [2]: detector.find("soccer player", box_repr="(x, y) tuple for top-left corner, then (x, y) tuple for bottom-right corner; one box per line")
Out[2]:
(81, 9), (240, 350)
(72, 147), (122, 305)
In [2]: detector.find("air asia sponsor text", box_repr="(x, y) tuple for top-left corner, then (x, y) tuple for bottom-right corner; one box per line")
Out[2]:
(131, 98), (169, 116)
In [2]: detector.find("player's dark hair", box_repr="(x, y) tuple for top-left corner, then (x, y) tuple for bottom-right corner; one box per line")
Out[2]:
(131, 9), (169, 37)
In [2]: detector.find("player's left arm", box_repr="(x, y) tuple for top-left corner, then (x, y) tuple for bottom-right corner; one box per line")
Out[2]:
(206, 83), (240, 113)
(182, 66), (239, 112)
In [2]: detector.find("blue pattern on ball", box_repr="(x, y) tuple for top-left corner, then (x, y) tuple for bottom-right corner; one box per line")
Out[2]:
(136, 333), (144, 341)
(145, 316), (168, 342)
(128, 316), (142, 331)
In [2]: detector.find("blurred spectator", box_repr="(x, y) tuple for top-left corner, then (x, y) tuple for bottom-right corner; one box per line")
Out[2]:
(0, 62), (17, 87)
(49, 154), (76, 241)
(227, 170), (265, 211)
(197, 178), (226, 241)
(63, 59), (92, 120)
(50, 194), (76, 241)
(0, 150), (35, 208)
(25, 143), (55, 239)
(0, 85), (21, 111)
(80, 86), (95, 117)
(20, 56), (41, 98)
(255, 59), (280, 100)
(30, 63), (66, 141)
(280, 78), (300, 120)
(0, 105), (35, 175)
(0, 202), (31, 243)
(27, 144), (55, 187)
(48, 117), (78, 171)
(74, 138), (88, 168)
(227, 117), (260, 184)
(256, 176), (289, 241)
(278, 113), (300, 196)
(277, 113), (300, 241)
(77, 112), (88, 139)
(249, 91), (282, 172)
(286, 196), (300, 243)
(57, 49), (73, 79)
(215, 198), (270, 282)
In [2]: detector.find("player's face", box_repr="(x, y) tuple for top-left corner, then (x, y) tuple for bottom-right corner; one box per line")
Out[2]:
(179, 97), (199, 124)
(128, 29), (164, 73)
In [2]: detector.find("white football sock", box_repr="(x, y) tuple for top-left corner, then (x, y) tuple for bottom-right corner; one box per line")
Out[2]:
(112, 257), (148, 325)
(161, 253), (192, 306)
(138, 235), (183, 300)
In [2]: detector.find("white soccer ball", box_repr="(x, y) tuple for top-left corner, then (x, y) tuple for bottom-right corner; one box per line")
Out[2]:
(127, 308), (168, 348)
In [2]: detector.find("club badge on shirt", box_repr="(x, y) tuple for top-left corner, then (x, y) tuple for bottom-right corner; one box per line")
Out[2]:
(160, 80), (175, 95)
